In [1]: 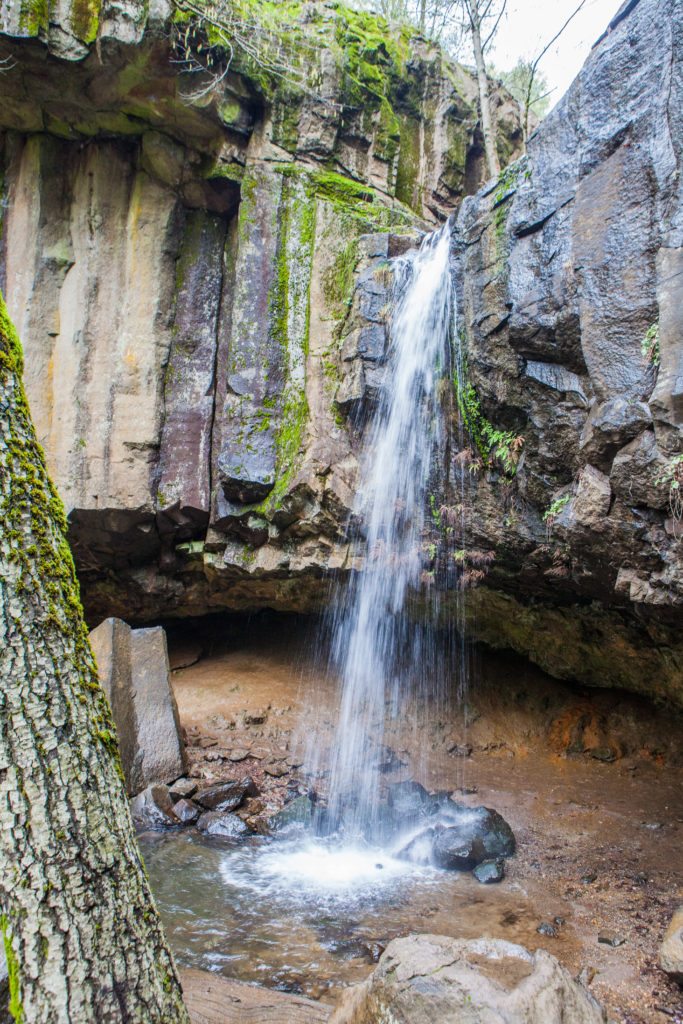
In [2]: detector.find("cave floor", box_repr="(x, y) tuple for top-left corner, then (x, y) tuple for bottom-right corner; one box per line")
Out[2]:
(160, 616), (683, 1024)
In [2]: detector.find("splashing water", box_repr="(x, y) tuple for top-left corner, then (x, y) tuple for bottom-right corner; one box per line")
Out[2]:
(323, 221), (454, 837)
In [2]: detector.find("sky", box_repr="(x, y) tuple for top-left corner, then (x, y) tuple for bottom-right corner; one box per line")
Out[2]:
(488, 0), (622, 110)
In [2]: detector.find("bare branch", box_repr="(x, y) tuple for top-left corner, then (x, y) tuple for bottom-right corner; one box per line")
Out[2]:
(482, 0), (507, 52)
(523, 0), (589, 136)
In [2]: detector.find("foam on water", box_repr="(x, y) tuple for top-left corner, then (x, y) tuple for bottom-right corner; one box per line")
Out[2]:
(218, 836), (432, 902)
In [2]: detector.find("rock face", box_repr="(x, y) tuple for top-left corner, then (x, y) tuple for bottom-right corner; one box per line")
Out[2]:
(1, 0), (681, 708)
(0, 0), (523, 625)
(329, 934), (607, 1024)
(89, 618), (185, 794)
(443, 0), (683, 704)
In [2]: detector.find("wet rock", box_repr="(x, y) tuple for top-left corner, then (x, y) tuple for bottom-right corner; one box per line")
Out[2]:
(364, 941), (386, 963)
(264, 762), (290, 778)
(173, 799), (201, 825)
(474, 859), (506, 884)
(196, 811), (250, 838)
(90, 619), (186, 796)
(610, 431), (671, 511)
(169, 778), (198, 801)
(579, 398), (652, 466)
(130, 785), (180, 828)
(395, 827), (437, 865)
(195, 777), (259, 812)
(270, 796), (314, 832)
(659, 906), (683, 981)
(329, 934), (608, 1023)
(387, 781), (430, 821)
(432, 829), (480, 871)
(431, 806), (516, 871)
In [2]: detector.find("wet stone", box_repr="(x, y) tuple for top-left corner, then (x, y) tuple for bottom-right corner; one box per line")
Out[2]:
(431, 805), (516, 871)
(195, 777), (258, 812)
(396, 827), (436, 865)
(473, 858), (506, 884)
(169, 778), (198, 801)
(130, 784), (180, 829)
(270, 795), (313, 832)
(387, 781), (430, 820)
(196, 811), (250, 838)
(173, 798), (201, 825)
(432, 829), (479, 871)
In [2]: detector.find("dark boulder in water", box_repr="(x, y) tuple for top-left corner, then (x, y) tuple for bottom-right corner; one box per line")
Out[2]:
(432, 806), (516, 871)
(387, 781), (431, 820)
(432, 829), (480, 871)
(395, 827), (437, 865)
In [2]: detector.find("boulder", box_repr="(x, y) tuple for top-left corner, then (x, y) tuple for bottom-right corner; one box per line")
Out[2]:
(432, 807), (516, 871)
(196, 812), (250, 838)
(432, 829), (480, 871)
(130, 785), (180, 829)
(329, 934), (607, 1023)
(194, 777), (258, 812)
(659, 906), (683, 981)
(387, 781), (430, 821)
(90, 618), (186, 796)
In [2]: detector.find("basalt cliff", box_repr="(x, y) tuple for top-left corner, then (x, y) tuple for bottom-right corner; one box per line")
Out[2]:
(1, 0), (681, 705)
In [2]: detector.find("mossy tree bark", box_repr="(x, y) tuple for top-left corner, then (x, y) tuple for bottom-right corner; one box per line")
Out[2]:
(0, 294), (189, 1024)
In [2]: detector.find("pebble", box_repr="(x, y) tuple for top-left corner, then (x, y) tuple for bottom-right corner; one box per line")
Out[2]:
(448, 742), (473, 757)
(537, 922), (558, 938)
(597, 931), (626, 947)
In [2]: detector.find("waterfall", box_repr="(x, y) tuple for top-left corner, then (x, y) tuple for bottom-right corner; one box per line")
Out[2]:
(324, 221), (454, 838)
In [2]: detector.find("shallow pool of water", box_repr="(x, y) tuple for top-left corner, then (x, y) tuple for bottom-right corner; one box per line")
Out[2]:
(140, 827), (544, 1001)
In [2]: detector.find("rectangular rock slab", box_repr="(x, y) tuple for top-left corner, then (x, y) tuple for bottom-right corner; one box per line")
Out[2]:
(90, 617), (186, 796)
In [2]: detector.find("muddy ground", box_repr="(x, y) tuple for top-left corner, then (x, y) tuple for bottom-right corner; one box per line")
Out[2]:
(163, 614), (683, 1024)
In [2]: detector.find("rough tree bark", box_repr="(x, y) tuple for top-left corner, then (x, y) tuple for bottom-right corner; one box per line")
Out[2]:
(467, 0), (500, 178)
(0, 293), (190, 1024)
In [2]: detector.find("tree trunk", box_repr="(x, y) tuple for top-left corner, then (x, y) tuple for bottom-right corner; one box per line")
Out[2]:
(0, 294), (189, 1024)
(470, 7), (500, 178)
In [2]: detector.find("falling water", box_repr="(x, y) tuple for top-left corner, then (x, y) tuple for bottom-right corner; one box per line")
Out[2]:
(325, 221), (454, 837)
